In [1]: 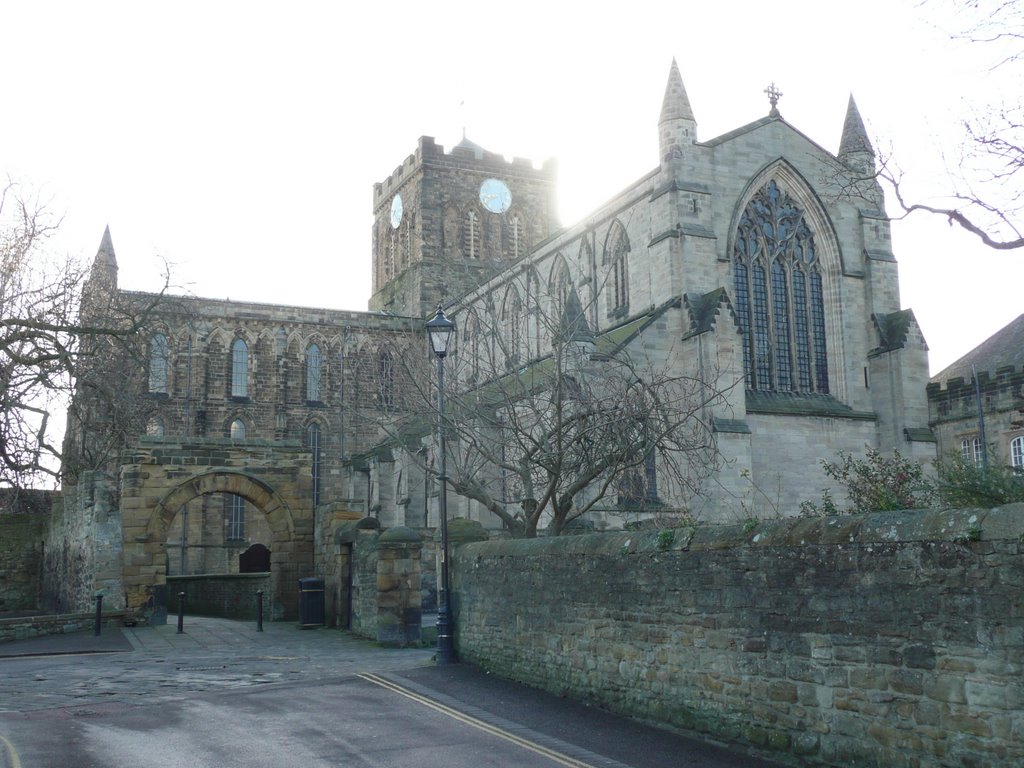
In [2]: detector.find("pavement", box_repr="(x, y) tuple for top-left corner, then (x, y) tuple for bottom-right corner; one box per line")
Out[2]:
(0, 617), (785, 767)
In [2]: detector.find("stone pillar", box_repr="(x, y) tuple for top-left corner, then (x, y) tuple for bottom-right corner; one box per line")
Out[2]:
(376, 526), (422, 647)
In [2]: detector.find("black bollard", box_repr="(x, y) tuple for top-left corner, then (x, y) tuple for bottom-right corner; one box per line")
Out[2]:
(176, 591), (185, 634)
(256, 590), (264, 632)
(94, 594), (103, 636)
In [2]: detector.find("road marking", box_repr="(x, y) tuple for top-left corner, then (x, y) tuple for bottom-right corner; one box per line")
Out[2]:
(0, 733), (22, 768)
(358, 673), (596, 768)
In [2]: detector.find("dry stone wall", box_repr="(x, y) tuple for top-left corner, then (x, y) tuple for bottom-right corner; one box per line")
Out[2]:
(453, 507), (1024, 767)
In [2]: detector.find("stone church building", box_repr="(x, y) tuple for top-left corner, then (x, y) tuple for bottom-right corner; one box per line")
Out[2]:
(60, 61), (934, 621)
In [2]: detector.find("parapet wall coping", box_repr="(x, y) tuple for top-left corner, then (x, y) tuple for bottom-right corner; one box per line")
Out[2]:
(461, 505), (1024, 558)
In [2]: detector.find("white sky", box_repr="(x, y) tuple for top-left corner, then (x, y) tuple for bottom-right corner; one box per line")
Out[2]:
(2, 0), (1020, 376)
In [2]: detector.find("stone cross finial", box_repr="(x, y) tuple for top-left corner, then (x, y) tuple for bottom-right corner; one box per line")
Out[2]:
(764, 82), (783, 117)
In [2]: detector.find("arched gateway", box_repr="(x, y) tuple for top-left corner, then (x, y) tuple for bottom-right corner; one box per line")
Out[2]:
(119, 437), (314, 623)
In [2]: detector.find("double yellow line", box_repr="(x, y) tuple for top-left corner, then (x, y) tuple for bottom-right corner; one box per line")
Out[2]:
(357, 673), (597, 768)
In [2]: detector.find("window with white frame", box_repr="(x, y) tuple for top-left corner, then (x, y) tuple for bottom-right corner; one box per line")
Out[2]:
(960, 437), (983, 466)
(230, 419), (246, 439)
(1012, 436), (1024, 470)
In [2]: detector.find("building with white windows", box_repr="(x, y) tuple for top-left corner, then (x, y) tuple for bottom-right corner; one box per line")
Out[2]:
(927, 314), (1024, 471)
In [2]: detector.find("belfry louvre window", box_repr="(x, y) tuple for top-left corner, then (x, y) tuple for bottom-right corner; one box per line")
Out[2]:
(733, 181), (828, 393)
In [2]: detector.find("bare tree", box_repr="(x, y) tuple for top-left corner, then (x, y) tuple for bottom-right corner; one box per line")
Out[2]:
(876, 1), (1024, 250)
(0, 181), (166, 488)
(383, 291), (733, 537)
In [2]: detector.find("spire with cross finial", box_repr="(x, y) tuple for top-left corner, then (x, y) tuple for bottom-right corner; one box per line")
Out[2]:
(764, 82), (782, 117)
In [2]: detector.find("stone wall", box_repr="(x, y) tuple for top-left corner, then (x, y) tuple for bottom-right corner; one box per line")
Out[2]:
(43, 473), (123, 614)
(0, 490), (51, 613)
(0, 610), (126, 644)
(335, 519), (422, 646)
(167, 573), (270, 620)
(452, 507), (1024, 767)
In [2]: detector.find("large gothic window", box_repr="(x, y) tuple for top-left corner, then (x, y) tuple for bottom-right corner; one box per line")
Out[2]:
(733, 181), (828, 393)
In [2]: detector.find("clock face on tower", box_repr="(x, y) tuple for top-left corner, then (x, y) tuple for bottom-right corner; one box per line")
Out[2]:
(479, 178), (512, 214)
(390, 194), (403, 229)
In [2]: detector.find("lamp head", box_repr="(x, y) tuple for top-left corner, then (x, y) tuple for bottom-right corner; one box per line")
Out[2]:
(426, 303), (456, 359)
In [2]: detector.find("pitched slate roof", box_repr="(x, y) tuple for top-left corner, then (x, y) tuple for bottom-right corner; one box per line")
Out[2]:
(931, 313), (1024, 385)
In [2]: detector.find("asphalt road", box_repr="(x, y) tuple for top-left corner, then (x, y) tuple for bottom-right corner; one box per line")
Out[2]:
(0, 618), (786, 768)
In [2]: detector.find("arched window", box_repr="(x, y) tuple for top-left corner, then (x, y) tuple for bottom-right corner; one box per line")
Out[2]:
(378, 348), (394, 408)
(618, 453), (658, 508)
(146, 417), (165, 436)
(149, 333), (169, 393)
(230, 419), (246, 439)
(308, 422), (322, 508)
(604, 223), (629, 316)
(1011, 436), (1024, 470)
(733, 180), (828, 393)
(550, 259), (572, 318)
(230, 338), (249, 398)
(306, 343), (323, 403)
(960, 437), (982, 466)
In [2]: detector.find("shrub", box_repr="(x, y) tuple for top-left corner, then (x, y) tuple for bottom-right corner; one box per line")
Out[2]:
(801, 448), (934, 515)
(935, 454), (1024, 507)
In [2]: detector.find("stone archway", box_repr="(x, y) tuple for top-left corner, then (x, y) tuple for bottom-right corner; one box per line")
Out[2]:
(118, 437), (314, 623)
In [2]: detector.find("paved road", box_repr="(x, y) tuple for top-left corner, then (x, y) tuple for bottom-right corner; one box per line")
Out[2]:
(0, 618), (785, 767)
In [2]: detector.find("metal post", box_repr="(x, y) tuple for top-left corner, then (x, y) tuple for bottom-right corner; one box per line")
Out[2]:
(973, 363), (989, 469)
(436, 352), (456, 664)
(256, 590), (264, 632)
(93, 594), (103, 637)
(177, 592), (185, 634)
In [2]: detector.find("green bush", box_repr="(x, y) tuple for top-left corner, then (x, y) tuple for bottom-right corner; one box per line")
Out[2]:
(934, 454), (1024, 507)
(800, 449), (934, 515)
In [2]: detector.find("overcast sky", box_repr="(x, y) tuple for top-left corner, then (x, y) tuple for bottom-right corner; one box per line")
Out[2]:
(2, 0), (1020, 376)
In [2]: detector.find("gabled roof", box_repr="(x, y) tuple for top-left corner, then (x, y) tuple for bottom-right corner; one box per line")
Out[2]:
(870, 309), (924, 356)
(931, 314), (1024, 384)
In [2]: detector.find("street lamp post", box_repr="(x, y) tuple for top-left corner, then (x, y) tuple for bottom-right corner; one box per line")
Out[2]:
(426, 303), (456, 664)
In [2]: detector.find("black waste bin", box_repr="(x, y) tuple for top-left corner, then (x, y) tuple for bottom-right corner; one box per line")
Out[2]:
(298, 577), (325, 628)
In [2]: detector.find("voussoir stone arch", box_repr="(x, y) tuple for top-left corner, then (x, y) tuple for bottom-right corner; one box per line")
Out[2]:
(147, 470), (295, 545)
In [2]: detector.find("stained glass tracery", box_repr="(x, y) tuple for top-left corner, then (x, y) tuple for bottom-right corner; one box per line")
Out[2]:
(732, 181), (828, 394)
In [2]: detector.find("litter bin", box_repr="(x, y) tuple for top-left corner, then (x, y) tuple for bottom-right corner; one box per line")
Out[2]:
(298, 577), (325, 628)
